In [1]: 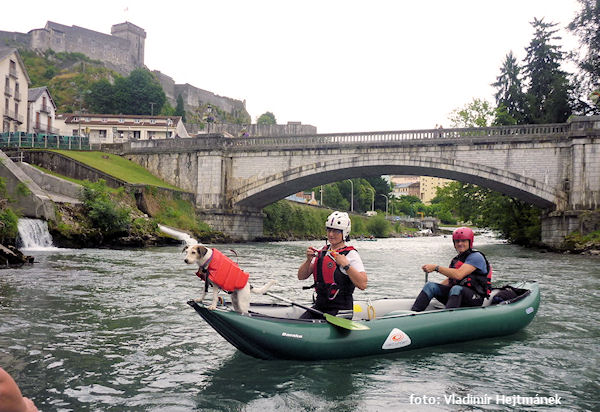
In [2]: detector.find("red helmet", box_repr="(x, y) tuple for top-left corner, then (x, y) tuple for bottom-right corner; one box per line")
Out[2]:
(452, 227), (474, 248)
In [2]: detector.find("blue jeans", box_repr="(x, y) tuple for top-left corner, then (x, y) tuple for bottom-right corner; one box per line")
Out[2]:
(422, 282), (462, 304)
(412, 282), (484, 311)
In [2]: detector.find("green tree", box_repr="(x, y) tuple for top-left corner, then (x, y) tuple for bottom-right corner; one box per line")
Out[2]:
(568, 0), (600, 114)
(113, 69), (166, 115)
(448, 98), (495, 128)
(85, 78), (115, 113)
(492, 51), (528, 124)
(322, 184), (350, 211)
(523, 18), (572, 124)
(175, 94), (186, 122)
(257, 111), (277, 125)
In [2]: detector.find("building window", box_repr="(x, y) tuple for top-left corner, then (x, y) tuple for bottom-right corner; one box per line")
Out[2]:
(9, 60), (17, 77)
(134, 119), (140, 123)
(150, 119), (156, 124)
(99, 130), (107, 138)
(119, 118), (125, 123)
(133, 130), (140, 139)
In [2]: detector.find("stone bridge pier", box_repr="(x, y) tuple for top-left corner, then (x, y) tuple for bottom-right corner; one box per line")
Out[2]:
(115, 116), (600, 247)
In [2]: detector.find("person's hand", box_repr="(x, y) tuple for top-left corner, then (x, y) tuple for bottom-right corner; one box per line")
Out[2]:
(306, 247), (318, 260)
(330, 250), (349, 268)
(422, 264), (436, 273)
(22, 397), (39, 412)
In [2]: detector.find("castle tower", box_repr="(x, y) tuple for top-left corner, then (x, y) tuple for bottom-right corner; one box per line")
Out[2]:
(110, 22), (146, 69)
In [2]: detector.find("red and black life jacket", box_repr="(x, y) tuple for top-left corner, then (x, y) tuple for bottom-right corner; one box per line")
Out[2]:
(312, 245), (356, 301)
(449, 249), (493, 297)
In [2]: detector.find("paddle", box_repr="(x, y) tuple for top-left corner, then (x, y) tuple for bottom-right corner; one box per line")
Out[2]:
(264, 291), (370, 331)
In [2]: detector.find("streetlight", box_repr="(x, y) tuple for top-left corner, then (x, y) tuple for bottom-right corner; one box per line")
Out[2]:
(345, 179), (354, 212)
(320, 185), (323, 206)
(378, 194), (389, 216)
(367, 187), (374, 212)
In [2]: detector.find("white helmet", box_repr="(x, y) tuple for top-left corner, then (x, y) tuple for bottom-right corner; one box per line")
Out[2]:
(326, 211), (351, 239)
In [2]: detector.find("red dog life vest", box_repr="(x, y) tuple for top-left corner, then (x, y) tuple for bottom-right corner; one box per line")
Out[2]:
(201, 249), (249, 292)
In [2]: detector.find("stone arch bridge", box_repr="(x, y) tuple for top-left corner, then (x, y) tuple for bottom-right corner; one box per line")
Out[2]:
(113, 116), (600, 247)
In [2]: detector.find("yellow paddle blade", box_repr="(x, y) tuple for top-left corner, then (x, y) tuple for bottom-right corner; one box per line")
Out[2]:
(324, 313), (370, 330)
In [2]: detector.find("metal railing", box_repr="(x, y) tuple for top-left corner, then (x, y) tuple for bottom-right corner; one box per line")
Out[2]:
(0, 132), (91, 150)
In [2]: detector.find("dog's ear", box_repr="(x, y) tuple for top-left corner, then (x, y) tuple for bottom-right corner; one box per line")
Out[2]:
(196, 245), (208, 256)
(182, 245), (189, 253)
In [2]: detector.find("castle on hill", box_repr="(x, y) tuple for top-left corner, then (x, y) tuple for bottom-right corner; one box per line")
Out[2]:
(0, 21), (249, 121)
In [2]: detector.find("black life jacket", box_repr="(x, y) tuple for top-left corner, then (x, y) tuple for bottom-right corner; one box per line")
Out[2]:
(449, 249), (493, 297)
(312, 245), (356, 302)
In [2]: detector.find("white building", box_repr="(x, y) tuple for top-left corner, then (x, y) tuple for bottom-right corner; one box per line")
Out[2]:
(27, 86), (58, 134)
(55, 113), (189, 143)
(1, 48), (30, 133)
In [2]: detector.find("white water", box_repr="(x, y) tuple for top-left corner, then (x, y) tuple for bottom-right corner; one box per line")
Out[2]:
(17, 218), (57, 250)
(158, 224), (198, 246)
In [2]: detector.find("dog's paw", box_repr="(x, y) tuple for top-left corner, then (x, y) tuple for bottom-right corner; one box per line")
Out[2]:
(194, 298), (204, 303)
(207, 304), (217, 310)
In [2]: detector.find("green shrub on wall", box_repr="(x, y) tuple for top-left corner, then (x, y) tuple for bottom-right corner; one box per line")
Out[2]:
(80, 179), (132, 236)
(0, 208), (19, 244)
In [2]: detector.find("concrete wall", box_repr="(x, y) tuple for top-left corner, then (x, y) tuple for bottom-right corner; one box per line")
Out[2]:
(0, 151), (55, 220)
(17, 162), (82, 200)
(24, 150), (127, 189)
(22, 150), (196, 205)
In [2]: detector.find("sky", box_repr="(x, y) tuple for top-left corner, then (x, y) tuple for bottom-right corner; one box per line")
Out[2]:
(5, 0), (582, 133)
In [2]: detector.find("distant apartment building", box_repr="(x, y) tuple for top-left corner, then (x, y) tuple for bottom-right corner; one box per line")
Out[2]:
(286, 191), (318, 205)
(1, 48), (29, 133)
(27, 86), (58, 134)
(420, 176), (452, 204)
(393, 182), (421, 198)
(390, 175), (452, 203)
(55, 113), (189, 143)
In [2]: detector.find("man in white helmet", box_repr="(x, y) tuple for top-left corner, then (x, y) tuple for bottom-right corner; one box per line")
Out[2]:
(297, 211), (368, 319)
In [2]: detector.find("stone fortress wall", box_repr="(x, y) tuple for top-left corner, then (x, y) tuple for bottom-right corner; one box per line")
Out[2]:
(29, 21), (145, 75)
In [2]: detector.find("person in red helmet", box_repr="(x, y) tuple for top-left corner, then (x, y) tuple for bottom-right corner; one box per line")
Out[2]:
(411, 227), (493, 311)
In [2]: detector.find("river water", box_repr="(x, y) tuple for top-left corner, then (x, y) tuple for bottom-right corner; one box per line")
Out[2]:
(1, 234), (598, 411)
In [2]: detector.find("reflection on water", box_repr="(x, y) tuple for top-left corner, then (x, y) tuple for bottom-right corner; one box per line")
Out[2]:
(0, 236), (598, 411)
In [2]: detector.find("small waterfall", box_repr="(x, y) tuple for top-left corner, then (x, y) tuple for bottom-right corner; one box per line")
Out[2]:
(158, 224), (198, 246)
(17, 218), (56, 250)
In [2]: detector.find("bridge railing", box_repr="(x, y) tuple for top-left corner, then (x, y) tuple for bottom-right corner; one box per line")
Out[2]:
(223, 123), (570, 148)
(121, 122), (573, 152)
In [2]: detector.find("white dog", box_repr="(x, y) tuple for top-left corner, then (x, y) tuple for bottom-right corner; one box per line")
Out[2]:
(184, 244), (275, 314)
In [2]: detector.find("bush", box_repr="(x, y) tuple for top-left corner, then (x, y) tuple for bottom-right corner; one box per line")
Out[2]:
(0, 208), (19, 244)
(366, 214), (391, 237)
(80, 180), (132, 236)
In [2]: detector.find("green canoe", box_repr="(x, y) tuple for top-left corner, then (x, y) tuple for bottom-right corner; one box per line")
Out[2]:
(187, 282), (540, 361)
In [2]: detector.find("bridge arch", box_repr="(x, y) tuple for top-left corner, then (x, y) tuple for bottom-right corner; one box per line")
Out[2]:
(233, 155), (567, 210)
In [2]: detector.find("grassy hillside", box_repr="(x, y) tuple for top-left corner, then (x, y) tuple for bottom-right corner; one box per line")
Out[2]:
(19, 49), (117, 113)
(54, 150), (181, 190)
